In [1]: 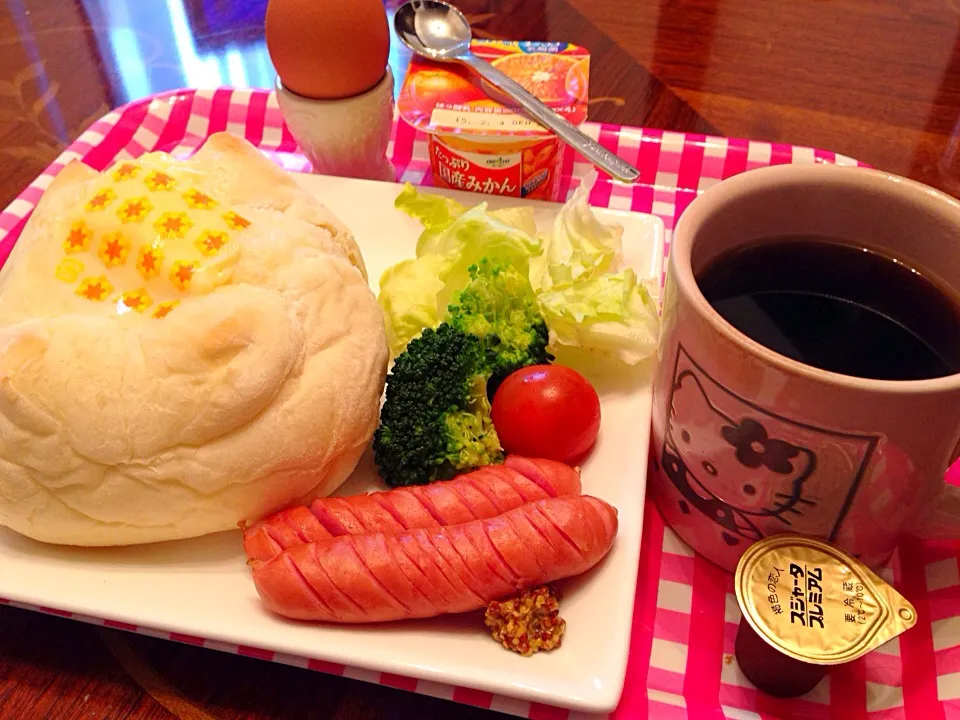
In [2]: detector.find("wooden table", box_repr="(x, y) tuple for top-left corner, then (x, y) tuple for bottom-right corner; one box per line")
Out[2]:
(1, 1), (958, 718)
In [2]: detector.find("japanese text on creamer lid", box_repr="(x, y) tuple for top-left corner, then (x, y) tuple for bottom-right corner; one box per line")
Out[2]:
(735, 534), (916, 666)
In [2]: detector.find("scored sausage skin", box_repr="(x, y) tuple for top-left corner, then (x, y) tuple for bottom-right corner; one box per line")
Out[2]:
(242, 457), (582, 563)
(251, 495), (618, 623)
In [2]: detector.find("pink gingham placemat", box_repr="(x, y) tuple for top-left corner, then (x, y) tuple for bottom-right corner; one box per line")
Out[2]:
(2, 87), (959, 720)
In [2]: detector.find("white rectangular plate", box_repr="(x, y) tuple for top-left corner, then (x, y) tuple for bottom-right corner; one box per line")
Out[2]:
(0, 174), (664, 714)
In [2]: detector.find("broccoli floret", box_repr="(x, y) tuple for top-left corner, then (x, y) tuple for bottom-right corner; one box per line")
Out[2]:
(373, 324), (502, 487)
(447, 259), (553, 397)
(373, 260), (555, 487)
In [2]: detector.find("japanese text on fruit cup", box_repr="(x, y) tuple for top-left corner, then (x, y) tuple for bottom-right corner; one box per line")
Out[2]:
(433, 144), (517, 195)
(789, 563), (825, 629)
(433, 145), (470, 172)
(430, 108), (542, 132)
(765, 565), (785, 616)
(842, 580), (869, 624)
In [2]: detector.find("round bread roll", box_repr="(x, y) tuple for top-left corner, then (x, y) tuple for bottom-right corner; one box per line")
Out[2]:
(0, 133), (388, 546)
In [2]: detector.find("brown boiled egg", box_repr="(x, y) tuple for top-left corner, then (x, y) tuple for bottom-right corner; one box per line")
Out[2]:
(265, 0), (391, 100)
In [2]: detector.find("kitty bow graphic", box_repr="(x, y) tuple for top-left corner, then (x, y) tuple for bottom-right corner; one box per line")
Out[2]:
(721, 418), (800, 474)
(660, 368), (821, 549)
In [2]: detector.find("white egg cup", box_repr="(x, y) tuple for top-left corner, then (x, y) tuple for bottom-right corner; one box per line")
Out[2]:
(275, 67), (396, 182)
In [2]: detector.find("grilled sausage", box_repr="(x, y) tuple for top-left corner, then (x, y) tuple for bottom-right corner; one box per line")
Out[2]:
(242, 457), (581, 563)
(251, 495), (617, 623)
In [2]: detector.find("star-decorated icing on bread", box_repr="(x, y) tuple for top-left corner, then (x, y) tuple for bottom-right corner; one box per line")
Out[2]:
(117, 197), (153, 224)
(52, 151), (257, 318)
(195, 230), (229, 257)
(75, 275), (113, 301)
(144, 170), (177, 192)
(184, 189), (218, 210)
(223, 210), (251, 230)
(170, 260), (198, 292)
(63, 220), (93, 254)
(152, 299), (179, 319)
(120, 288), (152, 313)
(154, 211), (193, 240)
(85, 188), (117, 212)
(55, 258), (84, 283)
(136, 244), (165, 281)
(112, 162), (140, 181)
(97, 231), (131, 268)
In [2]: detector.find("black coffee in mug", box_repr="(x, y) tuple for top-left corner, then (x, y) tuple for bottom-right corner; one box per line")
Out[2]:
(696, 237), (960, 381)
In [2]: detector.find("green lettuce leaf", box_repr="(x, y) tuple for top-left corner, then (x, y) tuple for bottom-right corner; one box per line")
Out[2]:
(394, 183), (538, 256)
(381, 189), (542, 357)
(378, 254), (451, 357)
(489, 205), (537, 239)
(394, 183), (467, 254)
(384, 180), (661, 366)
(435, 205), (541, 290)
(537, 269), (660, 366)
(529, 178), (624, 292)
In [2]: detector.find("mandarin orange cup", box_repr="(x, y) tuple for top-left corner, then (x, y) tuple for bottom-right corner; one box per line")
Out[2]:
(397, 40), (590, 202)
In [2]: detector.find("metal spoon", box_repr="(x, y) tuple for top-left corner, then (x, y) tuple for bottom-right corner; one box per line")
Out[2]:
(393, 0), (641, 184)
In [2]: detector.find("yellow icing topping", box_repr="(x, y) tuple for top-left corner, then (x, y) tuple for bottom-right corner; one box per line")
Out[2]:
(121, 288), (152, 313)
(144, 170), (177, 192)
(76, 275), (113, 301)
(55, 258), (84, 283)
(85, 188), (116, 212)
(152, 300), (179, 319)
(223, 211), (250, 231)
(169, 260), (198, 292)
(113, 163), (140, 181)
(154, 211), (193, 240)
(97, 231), (131, 268)
(136, 243), (164, 281)
(195, 230), (229, 257)
(184, 189), (217, 210)
(54, 153), (249, 318)
(63, 220), (93, 254)
(117, 197), (153, 224)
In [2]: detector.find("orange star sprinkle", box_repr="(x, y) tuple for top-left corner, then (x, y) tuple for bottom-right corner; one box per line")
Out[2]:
(223, 211), (251, 230)
(112, 163), (140, 181)
(85, 188), (117, 212)
(136, 244), (165, 280)
(154, 211), (193, 240)
(75, 275), (113, 302)
(97, 231), (131, 268)
(195, 230), (229, 256)
(145, 170), (177, 192)
(117, 197), (153, 224)
(121, 288), (153, 313)
(152, 300), (180, 319)
(183, 189), (217, 210)
(170, 260), (198, 292)
(63, 220), (93, 254)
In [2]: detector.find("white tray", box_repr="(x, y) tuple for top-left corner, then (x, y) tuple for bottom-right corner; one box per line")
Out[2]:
(0, 174), (664, 715)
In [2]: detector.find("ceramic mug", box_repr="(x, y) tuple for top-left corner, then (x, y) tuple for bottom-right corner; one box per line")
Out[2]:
(648, 164), (960, 572)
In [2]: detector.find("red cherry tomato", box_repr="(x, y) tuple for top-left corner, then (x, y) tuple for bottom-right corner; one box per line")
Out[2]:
(491, 365), (601, 464)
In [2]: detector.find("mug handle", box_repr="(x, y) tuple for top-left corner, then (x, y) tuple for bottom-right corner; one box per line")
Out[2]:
(909, 451), (960, 540)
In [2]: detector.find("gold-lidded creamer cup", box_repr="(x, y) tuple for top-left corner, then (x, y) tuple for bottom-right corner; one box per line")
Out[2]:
(733, 533), (916, 698)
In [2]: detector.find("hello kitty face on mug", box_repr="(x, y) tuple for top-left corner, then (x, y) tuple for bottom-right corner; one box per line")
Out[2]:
(662, 370), (817, 545)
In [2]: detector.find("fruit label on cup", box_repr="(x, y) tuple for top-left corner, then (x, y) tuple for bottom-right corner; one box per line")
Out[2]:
(429, 109), (543, 134)
(429, 135), (560, 200)
(398, 40), (589, 201)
